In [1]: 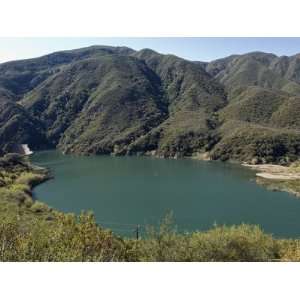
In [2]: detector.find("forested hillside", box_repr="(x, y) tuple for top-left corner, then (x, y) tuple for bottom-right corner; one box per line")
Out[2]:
(1, 46), (300, 163)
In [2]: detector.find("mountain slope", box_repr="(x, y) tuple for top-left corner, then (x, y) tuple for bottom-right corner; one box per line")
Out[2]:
(18, 47), (226, 157)
(0, 97), (48, 155)
(204, 54), (300, 163)
(205, 52), (300, 97)
(130, 49), (226, 157)
(0, 46), (134, 101)
(1, 46), (300, 164)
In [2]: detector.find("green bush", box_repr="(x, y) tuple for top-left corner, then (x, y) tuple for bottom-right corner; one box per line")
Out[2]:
(15, 172), (45, 187)
(136, 215), (280, 262)
(0, 212), (136, 262)
(30, 201), (49, 213)
(187, 224), (280, 261)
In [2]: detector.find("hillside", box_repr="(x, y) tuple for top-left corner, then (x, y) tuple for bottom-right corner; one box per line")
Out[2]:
(204, 53), (300, 163)
(1, 46), (300, 163)
(0, 97), (48, 155)
(205, 52), (300, 96)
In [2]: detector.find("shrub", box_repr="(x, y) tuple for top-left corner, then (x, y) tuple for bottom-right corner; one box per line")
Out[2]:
(136, 215), (281, 262)
(188, 224), (280, 261)
(30, 201), (49, 213)
(278, 240), (300, 261)
(15, 172), (45, 187)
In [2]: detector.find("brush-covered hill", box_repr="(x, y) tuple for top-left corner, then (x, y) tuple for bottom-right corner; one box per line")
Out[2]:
(205, 52), (300, 96)
(0, 46), (136, 154)
(1, 46), (300, 164)
(1, 46), (226, 158)
(203, 52), (300, 164)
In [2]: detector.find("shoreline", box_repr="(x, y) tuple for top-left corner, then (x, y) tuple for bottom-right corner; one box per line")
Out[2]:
(32, 148), (300, 199)
(241, 163), (300, 180)
(191, 151), (300, 198)
(241, 162), (300, 198)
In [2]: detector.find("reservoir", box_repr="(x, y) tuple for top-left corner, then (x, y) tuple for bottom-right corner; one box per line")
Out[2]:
(31, 150), (300, 238)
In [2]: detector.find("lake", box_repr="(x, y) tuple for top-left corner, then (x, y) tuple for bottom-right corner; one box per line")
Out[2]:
(31, 150), (300, 238)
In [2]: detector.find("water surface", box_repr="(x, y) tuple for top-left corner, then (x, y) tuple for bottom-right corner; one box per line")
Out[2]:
(31, 150), (300, 238)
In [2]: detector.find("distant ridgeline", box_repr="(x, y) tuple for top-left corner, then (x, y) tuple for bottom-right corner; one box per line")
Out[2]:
(1, 46), (300, 164)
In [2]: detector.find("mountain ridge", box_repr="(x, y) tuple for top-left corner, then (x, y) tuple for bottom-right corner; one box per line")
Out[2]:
(1, 45), (300, 164)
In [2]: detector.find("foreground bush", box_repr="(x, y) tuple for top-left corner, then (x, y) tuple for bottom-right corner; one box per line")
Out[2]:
(1, 210), (300, 261)
(0, 212), (135, 262)
(136, 215), (281, 262)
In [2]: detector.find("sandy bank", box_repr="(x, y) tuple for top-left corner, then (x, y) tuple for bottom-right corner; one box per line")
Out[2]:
(242, 163), (300, 180)
(191, 152), (211, 161)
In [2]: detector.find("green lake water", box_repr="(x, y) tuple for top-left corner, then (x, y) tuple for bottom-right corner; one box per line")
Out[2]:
(31, 150), (300, 238)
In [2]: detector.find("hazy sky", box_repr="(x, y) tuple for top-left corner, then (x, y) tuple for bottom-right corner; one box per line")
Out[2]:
(1, 37), (300, 63)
